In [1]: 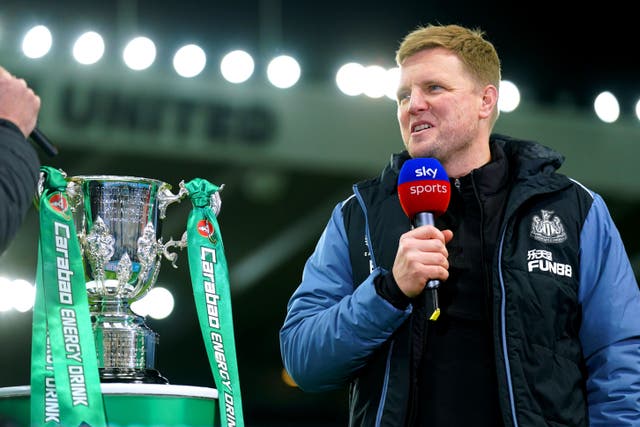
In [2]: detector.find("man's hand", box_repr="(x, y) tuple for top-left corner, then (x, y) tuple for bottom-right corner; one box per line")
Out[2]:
(392, 225), (454, 298)
(0, 66), (41, 137)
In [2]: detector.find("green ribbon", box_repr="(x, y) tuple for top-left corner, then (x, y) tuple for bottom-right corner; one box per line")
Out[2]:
(31, 166), (107, 427)
(185, 178), (245, 427)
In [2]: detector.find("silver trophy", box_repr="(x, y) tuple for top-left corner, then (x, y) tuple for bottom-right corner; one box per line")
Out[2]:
(62, 175), (219, 384)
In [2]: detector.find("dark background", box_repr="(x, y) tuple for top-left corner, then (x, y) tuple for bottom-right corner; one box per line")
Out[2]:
(2, 0), (637, 109)
(0, 1), (638, 426)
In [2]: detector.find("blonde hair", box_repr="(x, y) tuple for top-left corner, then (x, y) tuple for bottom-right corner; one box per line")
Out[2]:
(396, 24), (501, 91)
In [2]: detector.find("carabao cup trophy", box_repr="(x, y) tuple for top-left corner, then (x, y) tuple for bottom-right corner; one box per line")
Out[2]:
(30, 168), (245, 426)
(64, 175), (203, 384)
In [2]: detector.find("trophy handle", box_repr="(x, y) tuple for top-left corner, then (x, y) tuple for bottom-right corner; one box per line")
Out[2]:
(157, 180), (224, 268)
(157, 181), (189, 219)
(162, 232), (188, 268)
(210, 184), (224, 217)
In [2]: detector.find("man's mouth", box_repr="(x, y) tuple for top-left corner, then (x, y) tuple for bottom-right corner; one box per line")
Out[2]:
(411, 123), (432, 133)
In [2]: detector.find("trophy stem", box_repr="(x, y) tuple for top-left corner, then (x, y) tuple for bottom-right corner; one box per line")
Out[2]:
(91, 298), (168, 384)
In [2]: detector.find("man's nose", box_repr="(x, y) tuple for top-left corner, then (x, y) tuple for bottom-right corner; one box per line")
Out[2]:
(408, 90), (429, 114)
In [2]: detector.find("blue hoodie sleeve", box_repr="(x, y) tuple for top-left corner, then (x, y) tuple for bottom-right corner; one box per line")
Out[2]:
(279, 200), (412, 392)
(578, 192), (640, 425)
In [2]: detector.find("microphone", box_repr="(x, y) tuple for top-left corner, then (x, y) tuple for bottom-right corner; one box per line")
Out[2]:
(29, 126), (59, 157)
(397, 157), (451, 320)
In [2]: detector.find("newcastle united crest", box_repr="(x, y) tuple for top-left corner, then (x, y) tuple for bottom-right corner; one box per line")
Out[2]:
(530, 209), (567, 244)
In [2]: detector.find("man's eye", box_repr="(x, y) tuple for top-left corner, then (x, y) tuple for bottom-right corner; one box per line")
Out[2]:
(397, 93), (410, 103)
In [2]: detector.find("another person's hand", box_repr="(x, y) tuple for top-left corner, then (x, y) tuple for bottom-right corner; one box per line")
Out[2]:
(392, 225), (453, 298)
(0, 66), (41, 137)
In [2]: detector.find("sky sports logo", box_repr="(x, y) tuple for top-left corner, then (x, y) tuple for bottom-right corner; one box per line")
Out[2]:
(398, 158), (451, 218)
(414, 166), (438, 178)
(408, 182), (449, 195)
(406, 166), (449, 195)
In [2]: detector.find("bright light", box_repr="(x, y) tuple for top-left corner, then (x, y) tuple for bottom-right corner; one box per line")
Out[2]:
(635, 99), (640, 121)
(130, 286), (174, 319)
(336, 63), (397, 99)
(0, 277), (36, 312)
(22, 25), (52, 59)
(0, 277), (12, 312)
(12, 279), (35, 312)
(336, 62), (365, 96)
(593, 91), (620, 123)
(73, 31), (105, 65)
(173, 44), (207, 78)
(267, 55), (301, 89)
(220, 50), (255, 84)
(123, 36), (156, 71)
(362, 65), (387, 99)
(385, 67), (400, 101)
(498, 80), (521, 113)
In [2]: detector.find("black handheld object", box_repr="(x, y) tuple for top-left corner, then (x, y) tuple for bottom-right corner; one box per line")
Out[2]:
(29, 126), (58, 157)
(412, 212), (441, 290)
(397, 158), (452, 291)
(397, 158), (452, 321)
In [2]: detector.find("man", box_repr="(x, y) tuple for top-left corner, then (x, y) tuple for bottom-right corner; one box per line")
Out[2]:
(0, 66), (41, 254)
(279, 24), (640, 426)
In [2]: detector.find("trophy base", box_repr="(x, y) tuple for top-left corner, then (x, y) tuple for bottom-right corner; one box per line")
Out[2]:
(100, 368), (169, 384)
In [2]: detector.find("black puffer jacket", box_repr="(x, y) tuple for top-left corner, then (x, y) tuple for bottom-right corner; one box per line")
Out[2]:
(0, 119), (40, 254)
(280, 134), (640, 427)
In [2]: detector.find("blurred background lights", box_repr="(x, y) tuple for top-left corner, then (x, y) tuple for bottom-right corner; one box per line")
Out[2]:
(123, 36), (156, 70)
(22, 25), (52, 59)
(267, 55), (301, 89)
(173, 44), (206, 78)
(0, 277), (35, 312)
(72, 31), (105, 65)
(336, 62), (365, 96)
(220, 50), (255, 84)
(385, 67), (400, 101)
(11, 279), (35, 313)
(593, 91), (620, 123)
(336, 63), (400, 101)
(9, 23), (635, 122)
(0, 277), (12, 312)
(130, 286), (175, 319)
(498, 80), (521, 113)
(362, 65), (387, 99)
(1, 16), (636, 123)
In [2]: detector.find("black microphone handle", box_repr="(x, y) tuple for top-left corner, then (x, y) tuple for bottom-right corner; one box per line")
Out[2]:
(413, 211), (435, 228)
(29, 126), (59, 157)
(412, 211), (440, 290)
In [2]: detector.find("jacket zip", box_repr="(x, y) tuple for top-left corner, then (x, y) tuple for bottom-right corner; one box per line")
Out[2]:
(498, 221), (519, 427)
(469, 174), (490, 311)
(353, 184), (377, 270)
(460, 171), (516, 426)
(375, 341), (395, 427)
(353, 183), (391, 426)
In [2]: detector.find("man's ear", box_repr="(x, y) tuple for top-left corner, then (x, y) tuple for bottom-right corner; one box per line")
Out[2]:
(479, 84), (498, 119)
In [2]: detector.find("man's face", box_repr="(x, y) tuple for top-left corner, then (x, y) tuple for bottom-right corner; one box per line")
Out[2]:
(396, 47), (487, 166)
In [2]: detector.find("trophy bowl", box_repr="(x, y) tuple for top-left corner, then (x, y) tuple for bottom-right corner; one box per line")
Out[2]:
(66, 175), (186, 384)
